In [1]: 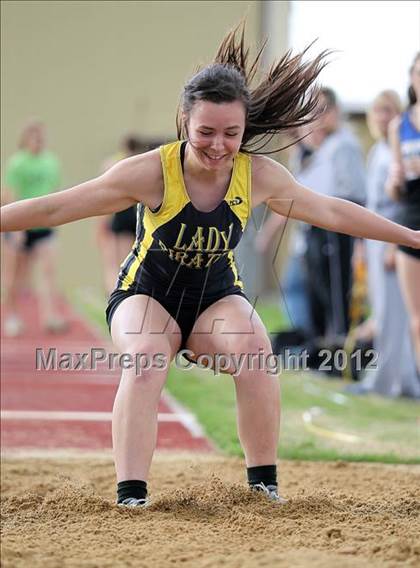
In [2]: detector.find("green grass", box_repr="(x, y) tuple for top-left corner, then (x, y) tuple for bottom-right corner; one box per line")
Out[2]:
(70, 288), (420, 465)
(252, 298), (288, 334)
(166, 365), (420, 464)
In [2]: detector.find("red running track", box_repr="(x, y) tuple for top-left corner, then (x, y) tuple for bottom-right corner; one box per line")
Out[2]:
(1, 294), (212, 452)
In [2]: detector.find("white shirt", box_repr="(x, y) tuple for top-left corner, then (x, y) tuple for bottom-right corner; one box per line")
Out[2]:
(366, 140), (401, 221)
(296, 126), (366, 204)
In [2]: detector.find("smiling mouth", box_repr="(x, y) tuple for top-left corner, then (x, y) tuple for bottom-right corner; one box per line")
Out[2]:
(202, 151), (227, 161)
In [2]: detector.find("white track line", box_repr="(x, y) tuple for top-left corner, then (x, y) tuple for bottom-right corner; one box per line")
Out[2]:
(163, 391), (208, 439)
(302, 407), (362, 443)
(1, 410), (195, 424)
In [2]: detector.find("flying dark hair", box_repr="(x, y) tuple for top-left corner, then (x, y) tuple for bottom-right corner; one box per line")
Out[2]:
(176, 23), (330, 154)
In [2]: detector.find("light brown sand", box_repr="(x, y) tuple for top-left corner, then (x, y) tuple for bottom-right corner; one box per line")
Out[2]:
(1, 453), (419, 567)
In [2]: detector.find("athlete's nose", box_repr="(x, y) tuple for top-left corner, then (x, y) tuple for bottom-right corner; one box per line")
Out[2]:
(209, 135), (225, 154)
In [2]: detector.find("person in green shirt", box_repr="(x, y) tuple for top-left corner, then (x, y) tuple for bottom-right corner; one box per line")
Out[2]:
(2, 121), (67, 336)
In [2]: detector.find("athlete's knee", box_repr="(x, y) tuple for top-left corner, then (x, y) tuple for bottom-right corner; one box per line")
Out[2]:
(120, 339), (172, 378)
(232, 332), (272, 359)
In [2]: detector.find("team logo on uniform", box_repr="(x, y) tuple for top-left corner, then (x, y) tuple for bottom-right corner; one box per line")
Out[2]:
(229, 196), (243, 206)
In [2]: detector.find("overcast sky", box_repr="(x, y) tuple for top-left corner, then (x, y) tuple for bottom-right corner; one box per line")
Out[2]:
(289, 0), (420, 111)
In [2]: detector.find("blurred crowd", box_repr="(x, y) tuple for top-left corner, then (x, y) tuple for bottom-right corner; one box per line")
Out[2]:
(257, 53), (420, 398)
(2, 53), (419, 398)
(1, 129), (162, 338)
(2, 121), (68, 336)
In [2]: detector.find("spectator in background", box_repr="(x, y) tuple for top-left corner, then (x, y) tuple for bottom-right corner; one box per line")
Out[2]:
(297, 88), (366, 341)
(97, 136), (163, 295)
(2, 121), (67, 336)
(96, 136), (164, 295)
(387, 53), (420, 374)
(96, 134), (143, 295)
(351, 90), (419, 397)
(255, 134), (315, 339)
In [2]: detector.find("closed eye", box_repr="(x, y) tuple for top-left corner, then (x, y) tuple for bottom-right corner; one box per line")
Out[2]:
(198, 131), (239, 137)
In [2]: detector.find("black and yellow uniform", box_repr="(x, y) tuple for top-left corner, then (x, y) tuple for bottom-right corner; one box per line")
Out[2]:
(106, 141), (252, 347)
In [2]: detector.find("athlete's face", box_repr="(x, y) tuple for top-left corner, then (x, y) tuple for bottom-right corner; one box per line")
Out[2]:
(185, 100), (246, 170)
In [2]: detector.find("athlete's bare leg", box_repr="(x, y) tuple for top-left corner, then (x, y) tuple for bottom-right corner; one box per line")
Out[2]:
(33, 239), (67, 331)
(95, 217), (119, 296)
(111, 295), (181, 481)
(107, 234), (136, 294)
(397, 252), (420, 372)
(3, 234), (27, 335)
(99, 233), (135, 295)
(186, 295), (280, 467)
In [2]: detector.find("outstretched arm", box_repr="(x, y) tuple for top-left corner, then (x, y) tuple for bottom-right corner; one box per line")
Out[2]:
(252, 156), (419, 249)
(0, 151), (161, 232)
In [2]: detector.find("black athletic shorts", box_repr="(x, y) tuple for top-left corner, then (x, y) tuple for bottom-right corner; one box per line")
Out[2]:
(24, 228), (54, 251)
(106, 287), (248, 350)
(110, 207), (137, 236)
(397, 180), (420, 260)
(4, 228), (54, 251)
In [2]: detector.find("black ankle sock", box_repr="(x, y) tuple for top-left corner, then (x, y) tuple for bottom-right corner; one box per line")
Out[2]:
(247, 465), (277, 488)
(117, 480), (148, 503)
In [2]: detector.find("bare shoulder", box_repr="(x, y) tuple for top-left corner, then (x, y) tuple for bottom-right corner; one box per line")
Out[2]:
(250, 154), (294, 207)
(103, 148), (163, 207)
(251, 154), (291, 180)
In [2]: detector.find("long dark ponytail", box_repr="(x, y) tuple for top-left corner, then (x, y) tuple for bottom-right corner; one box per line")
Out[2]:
(177, 23), (330, 154)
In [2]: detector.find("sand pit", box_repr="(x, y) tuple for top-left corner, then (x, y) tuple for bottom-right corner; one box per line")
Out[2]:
(1, 453), (419, 567)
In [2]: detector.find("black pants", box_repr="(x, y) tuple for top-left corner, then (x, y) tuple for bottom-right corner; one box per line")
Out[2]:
(304, 227), (354, 338)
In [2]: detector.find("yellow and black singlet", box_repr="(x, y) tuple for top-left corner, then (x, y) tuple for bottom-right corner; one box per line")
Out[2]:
(107, 140), (252, 345)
